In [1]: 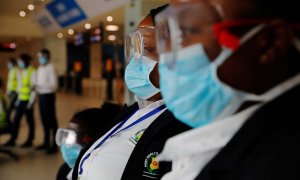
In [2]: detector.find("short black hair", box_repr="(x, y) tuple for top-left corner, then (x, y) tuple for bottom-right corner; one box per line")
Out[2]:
(40, 48), (51, 59)
(71, 102), (121, 140)
(150, 4), (169, 25)
(9, 57), (17, 65)
(19, 53), (32, 67)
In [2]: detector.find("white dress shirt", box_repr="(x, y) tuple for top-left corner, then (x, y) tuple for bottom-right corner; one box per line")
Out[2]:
(157, 73), (300, 180)
(36, 63), (57, 94)
(77, 99), (166, 180)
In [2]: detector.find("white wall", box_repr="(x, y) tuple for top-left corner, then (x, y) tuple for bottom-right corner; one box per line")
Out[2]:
(43, 36), (67, 76)
(0, 16), (43, 37)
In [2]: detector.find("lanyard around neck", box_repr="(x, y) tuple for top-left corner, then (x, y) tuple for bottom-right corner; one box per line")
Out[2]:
(79, 104), (166, 175)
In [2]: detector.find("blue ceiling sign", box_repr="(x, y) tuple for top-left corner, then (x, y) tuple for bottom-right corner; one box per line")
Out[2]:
(46, 0), (87, 28)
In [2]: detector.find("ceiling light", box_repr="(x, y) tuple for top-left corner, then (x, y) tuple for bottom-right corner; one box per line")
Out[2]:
(68, 29), (74, 35)
(28, 4), (35, 11)
(57, 33), (64, 39)
(108, 35), (117, 41)
(85, 23), (91, 29)
(106, 16), (113, 22)
(19, 11), (26, 17)
(105, 25), (119, 31)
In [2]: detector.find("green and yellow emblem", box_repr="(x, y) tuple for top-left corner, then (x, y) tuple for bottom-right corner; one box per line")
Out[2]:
(144, 152), (160, 174)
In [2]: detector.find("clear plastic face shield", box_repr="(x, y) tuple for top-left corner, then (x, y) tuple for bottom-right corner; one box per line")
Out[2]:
(125, 27), (158, 63)
(55, 128), (78, 146)
(155, 3), (220, 69)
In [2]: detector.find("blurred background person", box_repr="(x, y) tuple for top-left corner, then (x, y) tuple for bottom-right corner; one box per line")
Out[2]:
(0, 78), (7, 131)
(35, 48), (59, 154)
(56, 103), (121, 180)
(5, 57), (19, 132)
(4, 53), (36, 148)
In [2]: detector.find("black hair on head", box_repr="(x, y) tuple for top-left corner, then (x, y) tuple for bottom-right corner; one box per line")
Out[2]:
(19, 54), (32, 67)
(9, 57), (17, 65)
(40, 48), (51, 59)
(150, 4), (169, 25)
(71, 103), (121, 139)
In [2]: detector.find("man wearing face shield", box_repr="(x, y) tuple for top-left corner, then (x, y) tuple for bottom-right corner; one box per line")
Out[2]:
(71, 6), (190, 180)
(154, 0), (300, 179)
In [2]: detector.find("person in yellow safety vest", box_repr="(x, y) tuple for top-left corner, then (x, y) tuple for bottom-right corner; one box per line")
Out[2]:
(0, 79), (7, 130)
(5, 58), (20, 130)
(3, 54), (36, 148)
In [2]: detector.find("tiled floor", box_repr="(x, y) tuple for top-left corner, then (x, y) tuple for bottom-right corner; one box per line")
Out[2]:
(0, 92), (103, 180)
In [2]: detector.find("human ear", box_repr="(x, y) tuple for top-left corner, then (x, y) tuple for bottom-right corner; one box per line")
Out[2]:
(258, 20), (291, 65)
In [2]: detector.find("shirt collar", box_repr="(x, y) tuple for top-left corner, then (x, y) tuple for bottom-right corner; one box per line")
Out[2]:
(135, 95), (164, 110)
(138, 99), (165, 111)
(157, 104), (261, 161)
(158, 73), (300, 161)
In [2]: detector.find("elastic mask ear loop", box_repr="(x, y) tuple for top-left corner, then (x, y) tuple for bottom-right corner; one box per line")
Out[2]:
(292, 36), (300, 53)
(214, 24), (267, 67)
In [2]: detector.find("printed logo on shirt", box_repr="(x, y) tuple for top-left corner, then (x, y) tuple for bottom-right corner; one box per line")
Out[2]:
(142, 152), (161, 179)
(129, 129), (145, 145)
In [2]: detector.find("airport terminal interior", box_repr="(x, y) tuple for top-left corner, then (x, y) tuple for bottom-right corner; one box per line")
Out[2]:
(0, 0), (168, 179)
(1, 0), (300, 180)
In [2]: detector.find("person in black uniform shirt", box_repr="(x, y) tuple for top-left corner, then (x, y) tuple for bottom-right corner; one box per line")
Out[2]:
(153, 0), (300, 179)
(72, 6), (190, 180)
(56, 102), (121, 180)
(120, 5), (191, 180)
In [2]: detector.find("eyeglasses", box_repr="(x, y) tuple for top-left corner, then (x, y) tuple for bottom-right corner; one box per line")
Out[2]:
(125, 27), (157, 63)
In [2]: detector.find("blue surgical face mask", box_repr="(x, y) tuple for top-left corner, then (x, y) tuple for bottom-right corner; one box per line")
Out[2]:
(159, 25), (265, 128)
(60, 143), (82, 168)
(125, 56), (160, 100)
(38, 56), (48, 65)
(17, 60), (25, 69)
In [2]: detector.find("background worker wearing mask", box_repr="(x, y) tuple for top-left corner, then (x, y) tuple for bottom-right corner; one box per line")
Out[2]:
(5, 58), (19, 132)
(72, 12), (168, 179)
(154, 0), (300, 179)
(35, 48), (59, 154)
(4, 54), (36, 148)
(121, 5), (190, 180)
(56, 103), (121, 180)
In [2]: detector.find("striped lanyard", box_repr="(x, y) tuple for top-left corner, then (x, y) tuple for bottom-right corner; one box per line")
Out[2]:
(79, 104), (166, 175)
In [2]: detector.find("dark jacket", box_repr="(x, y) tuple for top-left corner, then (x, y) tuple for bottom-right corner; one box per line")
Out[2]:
(56, 163), (71, 180)
(121, 110), (191, 180)
(72, 103), (139, 180)
(196, 84), (300, 180)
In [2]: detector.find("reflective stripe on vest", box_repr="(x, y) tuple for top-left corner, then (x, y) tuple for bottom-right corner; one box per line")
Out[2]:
(19, 66), (35, 101)
(7, 67), (18, 92)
